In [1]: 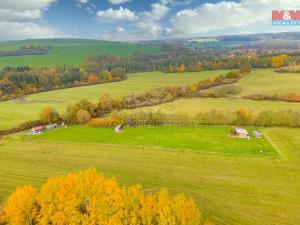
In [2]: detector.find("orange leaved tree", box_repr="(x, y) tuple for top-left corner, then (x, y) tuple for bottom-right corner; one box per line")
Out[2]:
(1, 169), (206, 225)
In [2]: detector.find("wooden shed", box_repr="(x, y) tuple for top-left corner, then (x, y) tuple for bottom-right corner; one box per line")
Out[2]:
(233, 128), (249, 139)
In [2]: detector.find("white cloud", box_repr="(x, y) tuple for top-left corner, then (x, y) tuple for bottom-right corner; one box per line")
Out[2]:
(98, 26), (135, 41)
(170, 0), (300, 35)
(136, 21), (162, 35)
(142, 2), (170, 21)
(0, 21), (67, 41)
(0, 9), (42, 21)
(78, 0), (88, 4)
(97, 7), (137, 21)
(0, 0), (56, 10)
(0, 0), (66, 40)
(107, 0), (133, 5)
(134, 0), (170, 38)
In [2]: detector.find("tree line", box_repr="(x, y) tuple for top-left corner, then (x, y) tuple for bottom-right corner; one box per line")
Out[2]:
(0, 45), (51, 57)
(243, 93), (300, 103)
(0, 66), (126, 101)
(110, 109), (300, 128)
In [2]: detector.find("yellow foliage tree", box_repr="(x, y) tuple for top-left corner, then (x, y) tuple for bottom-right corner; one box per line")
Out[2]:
(76, 109), (92, 124)
(177, 64), (186, 73)
(1, 169), (205, 225)
(39, 106), (60, 124)
(3, 185), (39, 225)
(271, 54), (289, 68)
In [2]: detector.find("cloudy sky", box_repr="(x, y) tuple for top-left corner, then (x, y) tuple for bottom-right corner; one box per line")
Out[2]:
(1, 0), (300, 41)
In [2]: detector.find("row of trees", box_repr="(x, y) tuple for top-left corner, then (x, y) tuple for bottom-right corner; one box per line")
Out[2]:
(244, 93), (300, 103)
(0, 66), (126, 101)
(111, 109), (300, 128)
(38, 71), (244, 125)
(0, 169), (206, 225)
(83, 52), (257, 74)
(0, 45), (50, 57)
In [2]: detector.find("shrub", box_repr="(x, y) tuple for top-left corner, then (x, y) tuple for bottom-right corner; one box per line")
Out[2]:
(39, 106), (60, 124)
(240, 62), (252, 74)
(76, 109), (91, 124)
(1, 169), (203, 225)
(200, 85), (242, 98)
(63, 99), (96, 123)
(87, 117), (122, 127)
(225, 70), (241, 79)
(97, 95), (121, 115)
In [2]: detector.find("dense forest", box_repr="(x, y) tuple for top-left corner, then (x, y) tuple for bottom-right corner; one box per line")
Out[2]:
(0, 65), (126, 101)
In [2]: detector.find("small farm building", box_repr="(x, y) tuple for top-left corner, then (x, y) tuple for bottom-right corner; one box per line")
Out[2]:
(253, 131), (262, 139)
(32, 126), (44, 134)
(46, 124), (58, 130)
(115, 125), (123, 133)
(233, 128), (249, 139)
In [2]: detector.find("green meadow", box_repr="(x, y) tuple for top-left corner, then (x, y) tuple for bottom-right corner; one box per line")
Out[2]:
(1, 127), (300, 225)
(0, 70), (227, 129)
(0, 39), (161, 68)
(30, 126), (276, 156)
(230, 69), (300, 96)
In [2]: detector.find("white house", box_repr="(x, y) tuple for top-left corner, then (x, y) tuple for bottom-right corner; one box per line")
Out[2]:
(233, 128), (249, 139)
(115, 125), (123, 133)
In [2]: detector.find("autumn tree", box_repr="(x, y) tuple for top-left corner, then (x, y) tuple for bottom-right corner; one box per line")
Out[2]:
(240, 62), (252, 74)
(167, 65), (175, 73)
(63, 99), (96, 123)
(177, 64), (186, 73)
(97, 94), (121, 115)
(39, 106), (60, 124)
(1, 169), (205, 225)
(76, 109), (91, 124)
(235, 108), (255, 125)
(87, 74), (99, 84)
(2, 185), (38, 225)
(271, 54), (289, 68)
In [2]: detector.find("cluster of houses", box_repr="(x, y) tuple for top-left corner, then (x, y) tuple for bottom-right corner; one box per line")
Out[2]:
(31, 122), (65, 135)
(233, 128), (262, 140)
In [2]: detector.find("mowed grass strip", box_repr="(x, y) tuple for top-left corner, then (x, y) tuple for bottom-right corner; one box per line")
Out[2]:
(0, 128), (299, 225)
(0, 70), (227, 130)
(31, 126), (276, 156)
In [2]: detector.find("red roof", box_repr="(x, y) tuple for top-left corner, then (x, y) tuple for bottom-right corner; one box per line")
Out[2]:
(32, 126), (44, 130)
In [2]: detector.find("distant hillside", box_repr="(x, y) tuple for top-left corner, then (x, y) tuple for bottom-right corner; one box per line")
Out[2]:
(146, 31), (300, 50)
(0, 39), (162, 68)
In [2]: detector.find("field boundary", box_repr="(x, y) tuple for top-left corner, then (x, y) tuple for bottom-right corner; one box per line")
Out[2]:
(262, 129), (288, 161)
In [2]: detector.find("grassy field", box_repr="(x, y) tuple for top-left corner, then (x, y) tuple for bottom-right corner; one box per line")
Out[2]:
(209, 69), (300, 96)
(0, 39), (161, 68)
(0, 127), (299, 225)
(0, 70), (227, 130)
(30, 126), (276, 156)
(136, 69), (300, 115)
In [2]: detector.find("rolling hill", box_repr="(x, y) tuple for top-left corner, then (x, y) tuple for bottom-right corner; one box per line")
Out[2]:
(0, 39), (162, 68)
